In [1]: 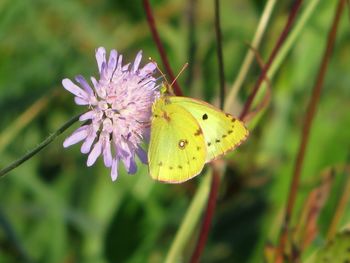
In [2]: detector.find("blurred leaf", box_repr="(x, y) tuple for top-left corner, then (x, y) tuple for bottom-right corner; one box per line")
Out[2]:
(305, 229), (350, 263)
(292, 169), (334, 259)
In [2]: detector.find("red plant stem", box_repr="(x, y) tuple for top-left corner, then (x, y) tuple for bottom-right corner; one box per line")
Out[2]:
(142, 0), (183, 96)
(189, 1), (225, 261)
(190, 164), (221, 263)
(239, 0), (303, 119)
(275, 1), (346, 262)
(190, 1), (304, 262)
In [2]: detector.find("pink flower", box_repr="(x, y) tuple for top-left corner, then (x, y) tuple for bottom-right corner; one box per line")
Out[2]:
(62, 47), (159, 181)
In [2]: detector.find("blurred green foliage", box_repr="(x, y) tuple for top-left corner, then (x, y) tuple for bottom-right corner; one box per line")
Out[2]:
(0, 0), (349, 262)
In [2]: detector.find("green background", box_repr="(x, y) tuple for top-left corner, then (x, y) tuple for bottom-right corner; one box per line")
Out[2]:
(0, 0), (349, 262)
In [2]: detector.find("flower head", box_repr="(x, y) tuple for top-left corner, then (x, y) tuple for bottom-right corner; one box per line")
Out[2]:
(62, 47), (159, 180)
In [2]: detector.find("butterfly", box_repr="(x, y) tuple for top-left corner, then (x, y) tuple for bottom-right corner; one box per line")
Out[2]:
(148, 92), (249, 183)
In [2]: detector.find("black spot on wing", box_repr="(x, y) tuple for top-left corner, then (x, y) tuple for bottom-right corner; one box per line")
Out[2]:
(202, 113), (208, 120)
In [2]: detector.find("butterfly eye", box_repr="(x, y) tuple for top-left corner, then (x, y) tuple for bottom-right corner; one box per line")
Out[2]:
(178, 139), (188, 149)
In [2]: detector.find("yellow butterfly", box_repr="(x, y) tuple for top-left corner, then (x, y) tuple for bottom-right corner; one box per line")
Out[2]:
(148, 93), (249, 183)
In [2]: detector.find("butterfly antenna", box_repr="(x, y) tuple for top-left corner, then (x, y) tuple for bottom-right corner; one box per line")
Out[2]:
(170, 62), (188, 87)
(149, 57), (169, 84)
(148, 58), (188, 95)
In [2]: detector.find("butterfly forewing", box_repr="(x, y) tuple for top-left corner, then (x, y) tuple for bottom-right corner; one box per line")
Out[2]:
(170, 96), (249, 161)
(148, 99), (207, 183)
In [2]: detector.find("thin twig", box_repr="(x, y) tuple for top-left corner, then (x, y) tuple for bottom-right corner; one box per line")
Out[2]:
(241, 44), (271, 123)
(190, 161), (221, 263)
(275, 1), (346, 262)
(143, 0), (183, 96)
(0, 113), (82, 178)
(239, 0), (304, 119)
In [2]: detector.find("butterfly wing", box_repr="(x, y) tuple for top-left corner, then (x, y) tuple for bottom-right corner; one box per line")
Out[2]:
(148, 99), (207, 183)
(169, 96), (248, 162)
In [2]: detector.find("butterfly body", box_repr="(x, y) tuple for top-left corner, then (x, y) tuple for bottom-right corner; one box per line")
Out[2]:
(148, 96), (248, 183)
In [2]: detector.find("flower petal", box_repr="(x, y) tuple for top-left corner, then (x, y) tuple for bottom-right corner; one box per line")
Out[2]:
(96, 47), (106, 73)
(103, 137), (113, 167)
(126, 157), (137, 174)
(111, 158), (119, 181)
(74, 97), (89, 105)
(117, 54), (123, 69)
(79, 111), (94, 121)
(91, 76), (98, 89)
(100, 61), (107, 78)
(87, 141), (102, 166)
(121, 146), (137, 174)
(143, 128), (151, 143)
(62, 78), (88, 99)
(75, 75), (93, 95)
(108, 50), (118, 72)
(140, 62), (156, 77)
(132, 50), (142, 72)
(81, 132), (96, 154)
(122, 63), (130, 71)
(63, 126), (89, 148)
(136, 147), (148, 164)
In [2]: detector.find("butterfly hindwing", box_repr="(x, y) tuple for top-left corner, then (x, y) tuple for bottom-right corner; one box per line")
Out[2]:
(148, 98), (207, 183)
(169, 96), (249, 161)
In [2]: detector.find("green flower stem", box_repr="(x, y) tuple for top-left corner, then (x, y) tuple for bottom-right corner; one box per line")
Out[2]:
(0, 113), (82, 178)
(165, 172), (211, 263)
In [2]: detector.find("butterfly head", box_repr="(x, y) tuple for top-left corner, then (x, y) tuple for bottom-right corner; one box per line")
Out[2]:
(160, 82), (168, 95)
(148, 57), (188, 96)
